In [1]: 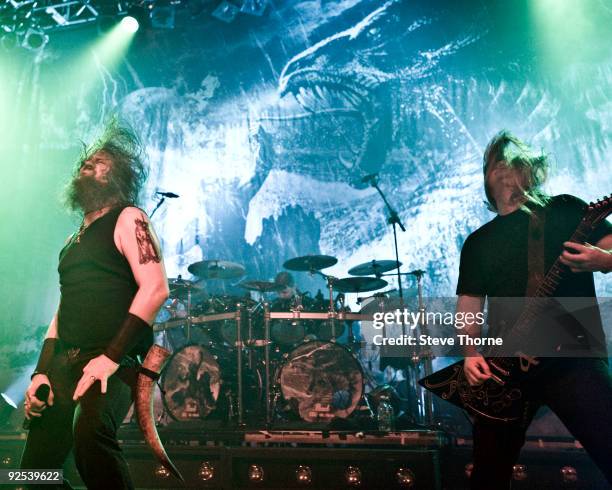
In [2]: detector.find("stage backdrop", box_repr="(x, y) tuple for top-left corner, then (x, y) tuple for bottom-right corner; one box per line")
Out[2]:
(1, 0), (611, 347)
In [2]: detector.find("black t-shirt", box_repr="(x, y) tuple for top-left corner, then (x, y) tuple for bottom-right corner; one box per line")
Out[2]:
(456, 194), (611, 356)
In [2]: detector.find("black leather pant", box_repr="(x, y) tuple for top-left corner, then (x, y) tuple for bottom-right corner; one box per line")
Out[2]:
(20, 343), (135, 490)
(470, 358), (612, 489)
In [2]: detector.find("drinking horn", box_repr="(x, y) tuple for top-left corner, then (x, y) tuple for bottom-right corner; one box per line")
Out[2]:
(135, 344), (184, 481)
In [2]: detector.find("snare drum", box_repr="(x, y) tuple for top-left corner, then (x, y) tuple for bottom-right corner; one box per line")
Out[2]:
(277, 341), (364, 422)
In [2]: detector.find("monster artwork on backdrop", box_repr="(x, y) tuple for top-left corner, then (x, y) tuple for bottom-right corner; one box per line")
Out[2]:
(115, 0), (611, 300)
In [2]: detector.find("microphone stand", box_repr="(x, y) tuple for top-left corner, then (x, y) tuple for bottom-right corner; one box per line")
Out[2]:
(368, 176), (406, 322)
(150, 195), (166, 219)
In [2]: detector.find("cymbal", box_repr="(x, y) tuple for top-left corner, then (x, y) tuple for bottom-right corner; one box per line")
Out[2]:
(283, 254), (338, 271)
(239, 280), (283, 292)
(334, 277), (388, 293)
(188, 260), (246, 279)
(348, 260), (402, 277)
(168, 277), (205, 301)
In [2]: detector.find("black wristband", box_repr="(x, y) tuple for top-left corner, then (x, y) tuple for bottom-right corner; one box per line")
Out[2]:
(104, 313), (151, 364)
(32, 338), (58, 379)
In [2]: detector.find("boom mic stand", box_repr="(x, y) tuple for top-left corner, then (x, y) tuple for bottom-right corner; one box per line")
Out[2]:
(365, 175), (434, 426)
(366, 175), (407, 329)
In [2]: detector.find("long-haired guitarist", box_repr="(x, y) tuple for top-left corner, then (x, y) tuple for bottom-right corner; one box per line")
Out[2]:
(457, 131), (612, 489)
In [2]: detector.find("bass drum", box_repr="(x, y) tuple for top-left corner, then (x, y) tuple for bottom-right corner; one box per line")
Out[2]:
(160, 343), (264, 422)
(160, 344), (222, 421)
(277, 341), (363, 422)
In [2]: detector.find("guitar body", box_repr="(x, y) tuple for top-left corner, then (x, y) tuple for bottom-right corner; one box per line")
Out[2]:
(419, 195), (611, 423)
(419, 358), (530, 423)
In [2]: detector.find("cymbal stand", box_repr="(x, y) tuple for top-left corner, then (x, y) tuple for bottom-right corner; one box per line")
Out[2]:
(314, 270), (338, 339)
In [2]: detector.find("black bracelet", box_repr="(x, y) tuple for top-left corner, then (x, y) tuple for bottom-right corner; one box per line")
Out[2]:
(104, 313), (151, 364)
(32, 338), (58, 380)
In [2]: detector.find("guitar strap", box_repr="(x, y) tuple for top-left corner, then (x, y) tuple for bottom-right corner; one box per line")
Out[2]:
(526, 206), (545, 296)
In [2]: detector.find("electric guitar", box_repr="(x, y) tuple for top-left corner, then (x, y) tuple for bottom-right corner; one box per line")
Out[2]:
(419, 195), (612, 423)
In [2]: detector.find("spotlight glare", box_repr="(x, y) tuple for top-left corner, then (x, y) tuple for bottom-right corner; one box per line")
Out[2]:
(560, 466), (578, 483)
(396, 467), (415, 488)
(199, 461), (214, 481)
(296, 465), (312, 484)
(153, 464), (170, 479)
(512, 464), (527, 481)
(345, 466), (362, 486)
(247, 464), (264, 482)
(120, 16), (139, 33)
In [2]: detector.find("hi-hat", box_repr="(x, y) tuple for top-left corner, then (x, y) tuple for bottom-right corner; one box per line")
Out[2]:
(283, 254), (338, 271)
(334, 277), (388, 293)
(348, 260), (402, 277)
(239, 280), (283, 292)
(188, 260), (246, 279)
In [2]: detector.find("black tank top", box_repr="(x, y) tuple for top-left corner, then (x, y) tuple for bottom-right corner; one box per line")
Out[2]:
(57, 206), (140, 351)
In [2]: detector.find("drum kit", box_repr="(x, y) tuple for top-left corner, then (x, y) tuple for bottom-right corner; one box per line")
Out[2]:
(150, 254), (432, 428)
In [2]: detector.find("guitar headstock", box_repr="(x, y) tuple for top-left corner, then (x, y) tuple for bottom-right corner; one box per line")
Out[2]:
(585, 195), (612, 228)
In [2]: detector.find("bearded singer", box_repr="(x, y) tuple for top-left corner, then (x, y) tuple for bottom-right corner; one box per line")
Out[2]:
(20, 121), (169, 489)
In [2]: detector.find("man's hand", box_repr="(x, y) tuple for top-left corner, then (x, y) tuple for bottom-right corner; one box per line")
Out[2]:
(24, 374), (54, 420)
(464, 354), (492, 386)
(72, 354), (119, 401)
(560, 241), (612, 273)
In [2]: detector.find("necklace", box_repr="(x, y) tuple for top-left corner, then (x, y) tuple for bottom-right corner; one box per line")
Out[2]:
(74, 221), (89, 243)
(74, 206), (111, 243)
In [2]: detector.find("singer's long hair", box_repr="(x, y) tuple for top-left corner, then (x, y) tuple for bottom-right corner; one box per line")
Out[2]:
(483, 130), (549, 212)
(72, 118), (148, 207)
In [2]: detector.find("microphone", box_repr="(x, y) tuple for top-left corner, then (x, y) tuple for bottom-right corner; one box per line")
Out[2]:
(23, 384), (50, 430)
(360, 173), (378, 184)
(155, 191), (180, 198)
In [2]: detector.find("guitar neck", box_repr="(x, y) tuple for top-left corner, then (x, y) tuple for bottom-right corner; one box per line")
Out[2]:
(492, 217), (593, 352)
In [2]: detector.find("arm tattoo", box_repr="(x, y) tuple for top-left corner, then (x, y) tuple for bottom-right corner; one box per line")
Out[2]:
(134, 216), (161, 264)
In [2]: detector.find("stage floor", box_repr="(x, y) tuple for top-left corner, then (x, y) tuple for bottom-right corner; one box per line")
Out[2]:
(1, 427), (610, 489)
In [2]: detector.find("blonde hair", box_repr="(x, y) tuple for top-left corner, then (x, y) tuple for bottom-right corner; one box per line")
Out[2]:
(483, 130), (549, 212)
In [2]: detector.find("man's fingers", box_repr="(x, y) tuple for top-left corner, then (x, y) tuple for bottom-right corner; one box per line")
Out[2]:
(47, 389), (54, 407)
(563, 241), (585, 253)
(466, 368), (484, 386)
(477, 360), (492, 376)
(100, 377), (107, 394)
(73, 375), (95, 400)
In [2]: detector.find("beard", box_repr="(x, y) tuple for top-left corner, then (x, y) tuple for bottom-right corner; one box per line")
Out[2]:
(65, 175), (119, 213)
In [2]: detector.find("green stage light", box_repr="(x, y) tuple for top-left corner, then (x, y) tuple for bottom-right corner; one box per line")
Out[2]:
(120, 16), (139, 34)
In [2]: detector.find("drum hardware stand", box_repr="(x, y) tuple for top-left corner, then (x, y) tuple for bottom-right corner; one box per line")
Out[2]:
(235, 303), (245, 427)
(377, 269), (435, 426)
(263, 302), (272, 427)
(312, 271), (339, 340)
(413, 270), (435, 426)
